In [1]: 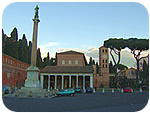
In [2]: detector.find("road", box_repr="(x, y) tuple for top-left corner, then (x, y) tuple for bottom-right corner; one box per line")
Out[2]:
(2, 91), (149, 112)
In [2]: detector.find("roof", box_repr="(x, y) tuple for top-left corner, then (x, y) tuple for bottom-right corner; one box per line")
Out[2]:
(40, 66), (93, 74)
(57, 50), (83, 55)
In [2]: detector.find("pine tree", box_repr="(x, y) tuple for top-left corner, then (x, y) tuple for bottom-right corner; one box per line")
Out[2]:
(36, 48), (43, 68)
(28, 41), (32, 64)
(2, 29), (6, 53)
(18, 34), (28, 63)
(10, 27), (18, 59)
(10, 27), (18, 42)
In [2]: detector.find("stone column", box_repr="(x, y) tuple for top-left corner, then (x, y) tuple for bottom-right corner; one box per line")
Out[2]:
(61, 75), (64, 89)
(55, 75), (57, 89)
(24, 5), (40, 88)
(90, 75), (93, 88)
(76, 75), (78, 88)
(40, 75), (43, 88)
(48, 75), (50, 91)
(69, 75), (71, 88)
(31, 5), (40, 66)
(83, 75), (85, 90)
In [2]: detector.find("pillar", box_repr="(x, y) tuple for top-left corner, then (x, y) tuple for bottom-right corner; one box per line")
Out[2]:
(62, 75), (64, 89)
(48, 75), (50, 91)
(83, 75), (85, 90)
(90, 75), (93, 88)
(55, 75), (57, 89)
(69, 75), (71, 88)
(76, 75), (78, 88)
(31, 5), (40, 66)
(40, 75), (43, 88)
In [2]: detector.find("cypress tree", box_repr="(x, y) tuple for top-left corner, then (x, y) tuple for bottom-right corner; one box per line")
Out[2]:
(36, 48), (43, 68)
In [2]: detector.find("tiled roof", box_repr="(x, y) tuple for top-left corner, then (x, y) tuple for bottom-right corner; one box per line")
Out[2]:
(57, 50), (83, 55)
(40, 66), (93, 74)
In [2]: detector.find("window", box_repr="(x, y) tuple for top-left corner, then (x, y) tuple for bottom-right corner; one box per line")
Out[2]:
(75, 60), (78, 64)
(105, 60), (107, 63)
(102, 64), (104, 68)
(102, 49), (104, 53)
(62, 60), (65, 64)
(106, 64), (107, 68)
(105, 49), (107, 53)
(69, 60), (71, 64)
(102, 60), (104, 63)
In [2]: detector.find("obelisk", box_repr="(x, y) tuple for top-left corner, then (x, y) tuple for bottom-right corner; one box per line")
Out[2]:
(24, 5), (40, 88)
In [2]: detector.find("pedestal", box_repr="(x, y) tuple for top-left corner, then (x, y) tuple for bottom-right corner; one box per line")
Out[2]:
(25, 65), (40, 88)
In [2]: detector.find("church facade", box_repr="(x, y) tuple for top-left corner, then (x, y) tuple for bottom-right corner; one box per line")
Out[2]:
(40, 51), (93, 90)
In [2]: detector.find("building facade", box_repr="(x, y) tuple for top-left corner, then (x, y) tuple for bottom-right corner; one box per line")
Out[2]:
(2, 54), (30, 88)
(40, 50), (93, 90)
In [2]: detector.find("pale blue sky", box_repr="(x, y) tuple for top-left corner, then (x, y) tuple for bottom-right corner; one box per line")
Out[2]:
(2, 2), (149, 67)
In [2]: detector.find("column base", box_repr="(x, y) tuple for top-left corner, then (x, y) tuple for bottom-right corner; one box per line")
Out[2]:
(25, 65), (40, 88)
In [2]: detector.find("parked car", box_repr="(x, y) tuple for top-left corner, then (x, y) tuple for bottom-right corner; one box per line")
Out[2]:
(2, 86), (9, 94)
(57, 88), (75, 96)
(123, 87), (133, 93)
(86, 87), (93, 93)
(75, 87), (82, 93)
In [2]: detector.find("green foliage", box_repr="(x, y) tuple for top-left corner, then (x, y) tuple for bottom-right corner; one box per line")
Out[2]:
(88, 57), (95, 66)
(2, 29), (6, 53)
(127, 38), (149, 51)
(36, 48), (43, 68)
(10, 27), (18, 42)
(141, 60), (149, 83)
(109, 61), (128, 73)
(96, 62), (99, 73)
(104, 37), (149, 89)
(2, 27), (57, 68)
(116, 64), (128, 71)
(104, 38), (127, 50)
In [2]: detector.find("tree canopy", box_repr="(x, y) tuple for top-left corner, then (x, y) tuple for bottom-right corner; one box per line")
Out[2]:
(2, 27), (57, 68)
(104, 37), (149, 88)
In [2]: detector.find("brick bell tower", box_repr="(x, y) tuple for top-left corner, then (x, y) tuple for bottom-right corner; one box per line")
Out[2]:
(99, 46), (109, 87)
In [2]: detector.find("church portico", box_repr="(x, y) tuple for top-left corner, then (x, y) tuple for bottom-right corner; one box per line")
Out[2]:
(40, 73), (93, 90)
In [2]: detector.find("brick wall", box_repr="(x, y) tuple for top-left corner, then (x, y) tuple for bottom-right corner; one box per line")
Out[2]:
(2, 54), (30, 87)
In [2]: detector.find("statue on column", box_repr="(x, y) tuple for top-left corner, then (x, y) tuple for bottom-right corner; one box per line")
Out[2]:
(33, 5), (40, 22)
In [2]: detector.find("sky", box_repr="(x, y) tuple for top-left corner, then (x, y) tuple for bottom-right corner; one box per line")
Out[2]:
(2, 2), (149, 68)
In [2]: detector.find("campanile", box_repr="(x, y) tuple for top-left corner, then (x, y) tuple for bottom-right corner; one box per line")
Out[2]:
(99, 46), (109, 87)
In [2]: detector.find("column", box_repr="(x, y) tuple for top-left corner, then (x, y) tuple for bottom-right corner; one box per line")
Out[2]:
(90, 75), (93, 88)
(48, 75), (50, 91)
(83, 75), (85, 90)
(76, 75), (78, 88)
(31, 5), (40, 66)
(62, 75), (64, 89)
(55, 75), (57, 89)
(40, 75), (43, 88)
(69, 75), (71, 88)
